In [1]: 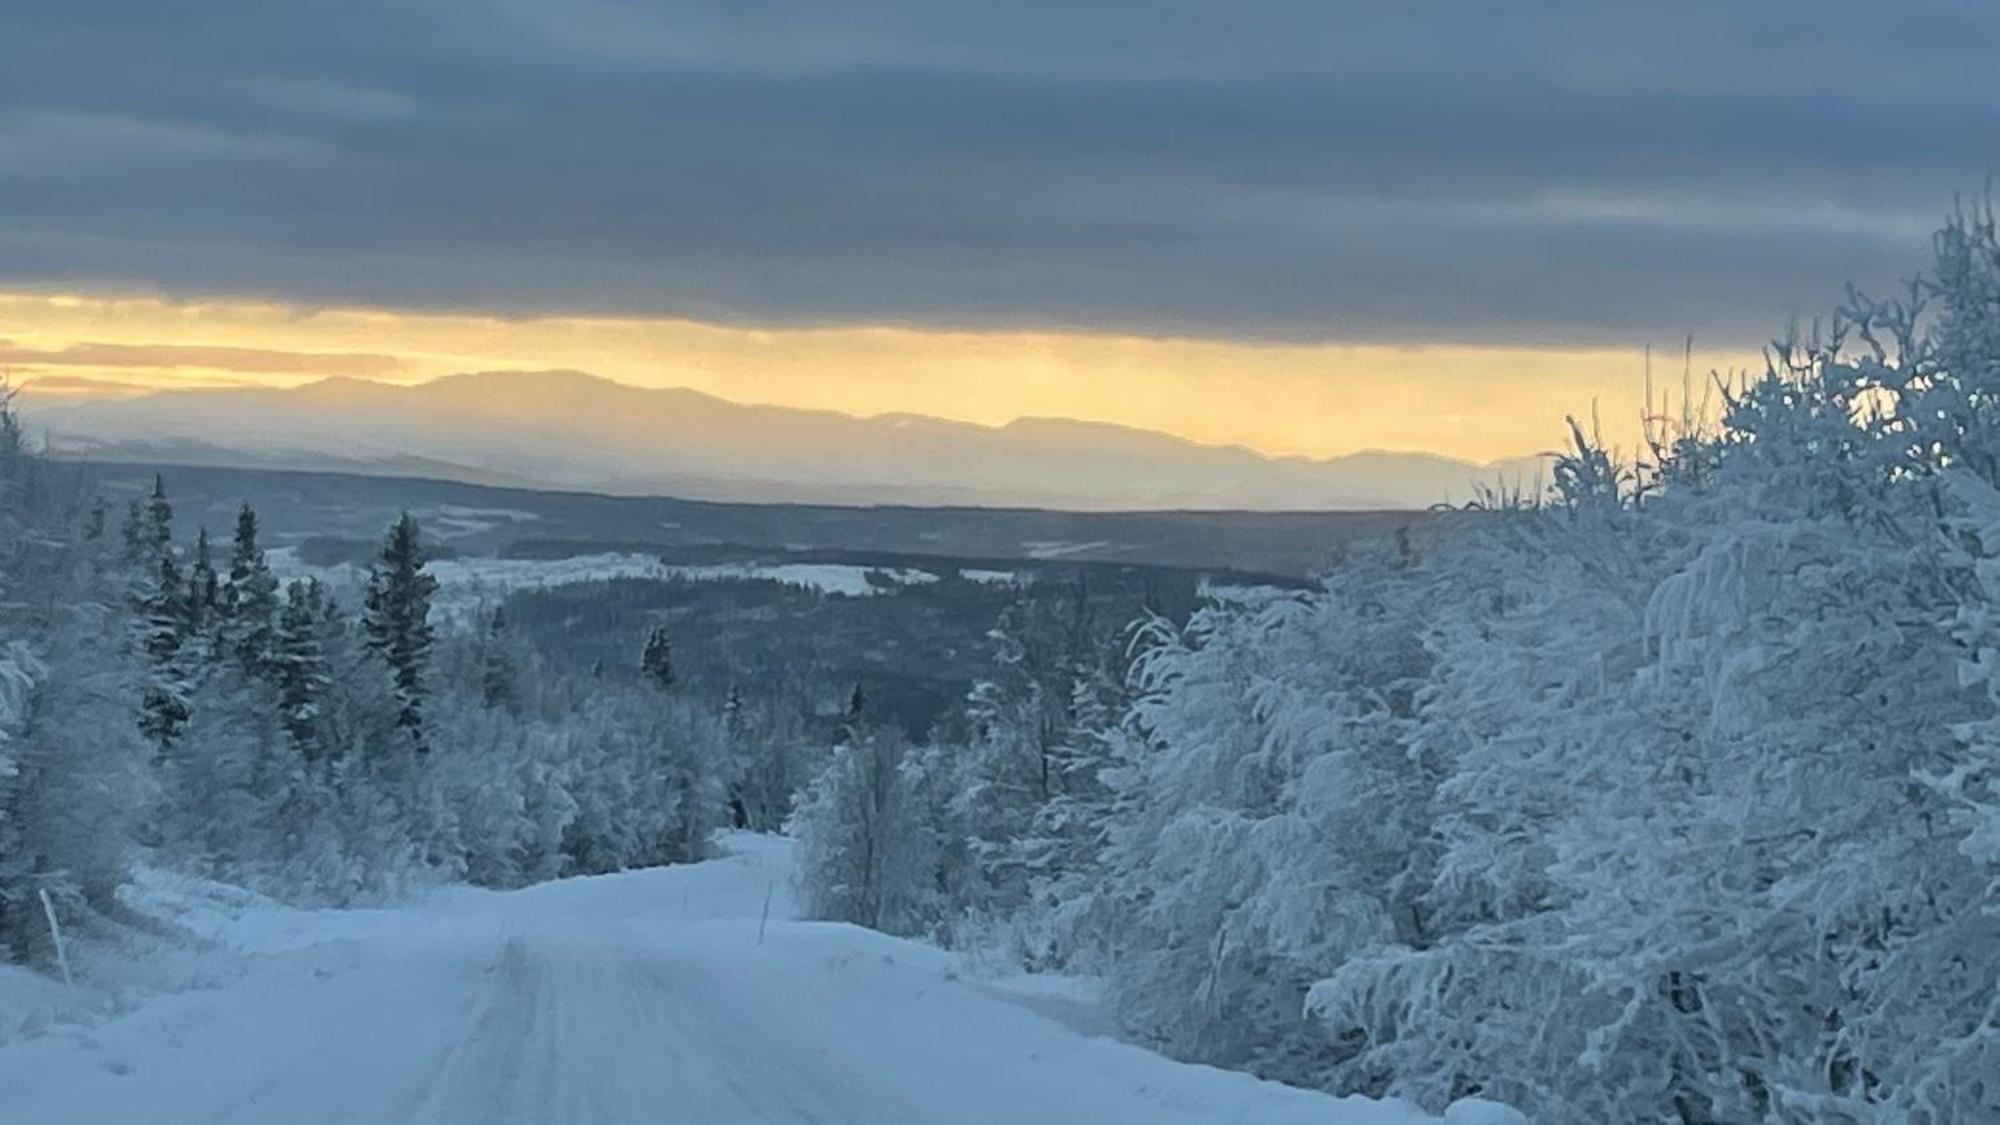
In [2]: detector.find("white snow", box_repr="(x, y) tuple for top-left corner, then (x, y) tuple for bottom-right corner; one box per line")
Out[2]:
(0, 964), (77, 1046)
(1022, 540), (1111, 560)
(266, 549), (942, 616)
(705, 562), (938, 597)
(0, 835), (1452, 1125)
(1199, 579), (1293, 604)
(1443, 1100), (1530, 1125)
(408, 505), (543, 541)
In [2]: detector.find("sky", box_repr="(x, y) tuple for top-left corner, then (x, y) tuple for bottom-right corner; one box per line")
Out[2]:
(2, 1), (1993, 461)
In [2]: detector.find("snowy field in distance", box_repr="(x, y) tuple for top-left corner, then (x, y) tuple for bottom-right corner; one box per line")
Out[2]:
(267, 547), (953, 621)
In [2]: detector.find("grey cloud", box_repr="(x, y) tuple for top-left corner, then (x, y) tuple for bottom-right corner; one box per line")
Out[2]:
(0, 1), (1992, 347)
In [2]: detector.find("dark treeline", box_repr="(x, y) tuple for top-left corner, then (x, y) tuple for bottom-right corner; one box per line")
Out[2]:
(497, 560), (1202, 740)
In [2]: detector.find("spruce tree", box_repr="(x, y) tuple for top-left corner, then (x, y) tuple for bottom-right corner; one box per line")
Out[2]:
(83, 496), (107, 542)
(119, 499), (145, 564)
(722, 684), (746, 740)
(722, 683), (750, 827)
(479, 606), (519, 710)
(273, 579), (330, 758)
(640, 625), (675, 689)
(221, 503), (280, 678)
(638, 623), (704, 859)
(142, 473), (173, 558)
(363, 513), (438, 754)
(138, 549), (192, 754)
(185, 526), (220, 637)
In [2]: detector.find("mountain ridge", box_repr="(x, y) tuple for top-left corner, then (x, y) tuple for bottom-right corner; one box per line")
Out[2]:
(20, 370), (1545, 511)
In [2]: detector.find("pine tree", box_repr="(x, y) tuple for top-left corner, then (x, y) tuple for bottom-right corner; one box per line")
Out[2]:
(640, 625), (675, 690)
(142, 473), (173, 558)
(83, 496), (107, 542)
(723, 683), (745, 737)
(636, 625), (711, 861)
(273, 579), (331, 757)
(363, 513), (438, 754)
(185, 526), (220, 637)
(479, 606), (519, 710)
(221, 503), (280, 678)
(722, 683), (749, 828)
(951, 584), (1097, 920)
(118, 499), (145, 564)
(137, 549), (192, 754)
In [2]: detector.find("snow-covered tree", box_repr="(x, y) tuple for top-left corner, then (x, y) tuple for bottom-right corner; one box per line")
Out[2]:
(135, 541), (192, 756)
(791, 714), (938, 932)
(2, 609), (155, 963)
(273, 579), (331, 757)
(220, 503), (280, 680)
(363, 513), (439, 755)
(479, 606), (520, 711)
(185, 526), (220, 638)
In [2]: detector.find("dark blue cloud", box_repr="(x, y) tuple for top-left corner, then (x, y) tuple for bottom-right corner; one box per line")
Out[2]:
(0, 1), (1993, 346)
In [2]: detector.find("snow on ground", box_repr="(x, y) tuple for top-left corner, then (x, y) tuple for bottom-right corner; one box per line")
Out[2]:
(1201, 579), (1299, 605)
(711, 561), (938, 597)
(267, 548), (943, 620)
(0, 964), (76, 1046)
(1022, 540), (1111, 560)
(0, 835), (1467, 1125)
(407, 505), (543, 541)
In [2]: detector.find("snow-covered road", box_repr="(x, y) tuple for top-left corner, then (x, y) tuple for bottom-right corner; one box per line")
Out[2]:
(0, 837), (1451, 1125)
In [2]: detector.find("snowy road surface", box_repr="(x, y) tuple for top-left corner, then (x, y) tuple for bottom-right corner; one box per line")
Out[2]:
(0, 836), (1449, 1125)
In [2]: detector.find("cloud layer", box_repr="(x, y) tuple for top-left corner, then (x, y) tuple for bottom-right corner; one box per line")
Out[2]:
(0, 339), (402, 375)
(1, 2), (1992, 346)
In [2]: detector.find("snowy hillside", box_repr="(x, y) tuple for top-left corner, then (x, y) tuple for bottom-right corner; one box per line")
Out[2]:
(0, 836), (1495, 1125)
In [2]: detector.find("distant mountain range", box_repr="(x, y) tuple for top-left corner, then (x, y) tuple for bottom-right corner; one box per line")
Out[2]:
(19, 370), (1546, 510)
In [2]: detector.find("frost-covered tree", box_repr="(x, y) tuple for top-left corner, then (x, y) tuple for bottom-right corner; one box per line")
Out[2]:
(727, 687), (816, 833)
(136, 541), (192, 755)
(479, 606), (520, 711)
(117, 498), (145, 565)
(140, 474), (172, 559)
(363, 513), (439, 755)
(1009, 634), (1137, 967)
(0, 390), (151, 962)
(273, 579), (332, 757)
(791, 714), (938, 932)
(185, 526), (219, 638)
(934, 581), (1116, 928)
(1092, 544), (1439, 1086)
(2, 609), (154, 963)
(636, 637), (725, 864)
(0, 642), (36, 960)
(1056, 203), (2000, 1124)
(220, 503), (280, 680)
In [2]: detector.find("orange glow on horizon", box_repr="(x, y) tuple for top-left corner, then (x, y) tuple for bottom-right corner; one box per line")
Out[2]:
(0, 290), (1755, 465)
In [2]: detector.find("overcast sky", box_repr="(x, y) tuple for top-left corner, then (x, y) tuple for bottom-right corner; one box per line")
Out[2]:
(2, 1), (1993, 350)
